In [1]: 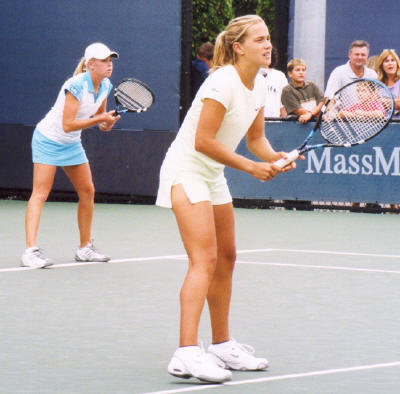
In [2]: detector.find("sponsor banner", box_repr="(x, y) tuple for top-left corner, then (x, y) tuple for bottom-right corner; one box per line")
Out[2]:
(226, 120), (400, 204)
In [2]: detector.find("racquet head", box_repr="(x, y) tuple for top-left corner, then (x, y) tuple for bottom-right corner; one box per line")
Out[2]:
(320, 79), (394, 146)
(114, 78), (155, 115)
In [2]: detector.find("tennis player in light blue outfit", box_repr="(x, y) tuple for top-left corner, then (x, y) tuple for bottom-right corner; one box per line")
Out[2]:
(22, 43), (121, 268)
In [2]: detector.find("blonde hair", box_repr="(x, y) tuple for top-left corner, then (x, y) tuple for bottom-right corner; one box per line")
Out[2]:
(73, 57), (87, 76)
(366, 55), (379, 71)
(210, 14), (265, 73)
(287, 58), (306, 73)
(376, 49), (400, 83)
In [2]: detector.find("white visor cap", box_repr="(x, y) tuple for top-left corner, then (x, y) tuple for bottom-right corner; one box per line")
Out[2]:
(84, 43), (119, 64)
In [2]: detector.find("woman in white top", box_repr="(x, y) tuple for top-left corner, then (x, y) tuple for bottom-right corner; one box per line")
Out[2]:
(22, 43), (121, 268)
(157, 15), (297, 383)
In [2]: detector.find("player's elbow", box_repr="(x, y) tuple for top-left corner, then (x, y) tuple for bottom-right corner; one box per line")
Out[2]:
(62, 120), (74, 133)
(194, 134), (208, 153)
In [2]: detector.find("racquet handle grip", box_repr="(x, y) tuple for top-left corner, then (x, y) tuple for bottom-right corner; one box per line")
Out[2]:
(274, 149), (300, 169)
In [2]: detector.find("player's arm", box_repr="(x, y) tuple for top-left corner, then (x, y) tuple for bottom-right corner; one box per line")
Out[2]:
(62, 92), (118, 132)
(246, 108), (280, 161)
(195, 99), (280, 181)
(246, 108), (298, 172)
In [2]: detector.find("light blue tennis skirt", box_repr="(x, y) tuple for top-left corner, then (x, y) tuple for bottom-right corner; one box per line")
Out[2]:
(32, 129), (88, 166)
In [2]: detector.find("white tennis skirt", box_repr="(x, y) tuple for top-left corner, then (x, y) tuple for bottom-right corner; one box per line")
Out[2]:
(156, 158), (232, 208)
(32, 129), (88, 166)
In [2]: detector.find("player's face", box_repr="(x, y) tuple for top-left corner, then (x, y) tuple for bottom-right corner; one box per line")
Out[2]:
(237, 22), (272, 68)
(348, 46), (369, 68)
(91, 56), (114, 78)
(382, 54), (398, 76)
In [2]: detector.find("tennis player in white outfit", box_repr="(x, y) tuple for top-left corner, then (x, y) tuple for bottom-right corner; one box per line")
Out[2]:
(22, 43), (120, 268)
(156, 15), (298, 383)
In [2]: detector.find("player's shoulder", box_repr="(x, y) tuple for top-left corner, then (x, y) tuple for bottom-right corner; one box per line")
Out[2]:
(63, 72), (86, 90)
(205, 65), (238, 90)
(210, 65), (235, 79)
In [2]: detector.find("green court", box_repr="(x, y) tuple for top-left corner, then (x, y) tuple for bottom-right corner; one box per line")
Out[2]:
(0, 199), (399, 393)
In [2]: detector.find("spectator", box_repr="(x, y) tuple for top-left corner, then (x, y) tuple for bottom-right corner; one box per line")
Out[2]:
(366, 54), (379, 71)
(376, 49), (400, 211)
(259, 47), (288, 118)
(376, 49), (400, 115)
(191, 42), (214, 100)
(281, 58), (325, 123)
(325, 40), (377, 98)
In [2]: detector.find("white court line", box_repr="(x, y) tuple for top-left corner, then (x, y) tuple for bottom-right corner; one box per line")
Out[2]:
(1, 247), (400, 273)
(142, 361), (400, 394)
(237, 260), (400, 275)
(238, 248), (400, 259)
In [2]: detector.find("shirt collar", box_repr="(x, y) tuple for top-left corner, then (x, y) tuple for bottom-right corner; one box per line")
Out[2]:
(289, 80), (309, 89)
(346, 60), (367, 77)
(84, 71), (107, 102)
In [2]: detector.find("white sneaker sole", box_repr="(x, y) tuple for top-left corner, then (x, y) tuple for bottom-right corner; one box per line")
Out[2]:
(168, 356), (232, 383)
(74, 255), (110, 262)
(21, 260), (54, 269)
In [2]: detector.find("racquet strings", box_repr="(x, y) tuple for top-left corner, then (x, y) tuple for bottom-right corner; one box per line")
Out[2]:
(115, 80), (153, 111)
(321, 81), (393, 146)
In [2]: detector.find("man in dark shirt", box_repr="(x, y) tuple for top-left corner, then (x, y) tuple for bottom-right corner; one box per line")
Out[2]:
(191, 42), (214, 101)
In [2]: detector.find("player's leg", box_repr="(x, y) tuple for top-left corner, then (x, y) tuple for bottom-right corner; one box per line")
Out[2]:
(168, 183), (231, 383)
(62, 163), (109, 262)
(22, 163), (57, 268)
(206, 203), (268, 371)
(207, 202), (236, 344)
(171, 183), (218, 346)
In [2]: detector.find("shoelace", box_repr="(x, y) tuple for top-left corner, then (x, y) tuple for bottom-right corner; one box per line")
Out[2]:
(87, 243), (98, 252)
(230, 338), (255, 355)
(32, 248), (45, 258)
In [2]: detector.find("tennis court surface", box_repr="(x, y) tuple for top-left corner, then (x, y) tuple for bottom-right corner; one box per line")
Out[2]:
(1, 199), (399, 393)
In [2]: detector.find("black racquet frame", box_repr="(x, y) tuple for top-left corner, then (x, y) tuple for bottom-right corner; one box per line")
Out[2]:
(113, 78), (155, 115)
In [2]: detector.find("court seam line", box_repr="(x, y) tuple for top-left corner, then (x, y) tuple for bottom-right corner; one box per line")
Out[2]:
(141, 360), (400, 394)
(1, 247), (400, 273)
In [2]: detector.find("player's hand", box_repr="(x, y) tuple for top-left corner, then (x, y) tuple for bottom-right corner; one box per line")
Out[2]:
(274, 151), (305, 172)
(250, 161), (281, 181)
(99, 111), (120, 132)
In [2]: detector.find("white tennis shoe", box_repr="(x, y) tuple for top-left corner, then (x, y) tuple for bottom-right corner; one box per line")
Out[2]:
(21, 247), (54, 268)
(168, 345), (232, 383)
(75, 240), (110, 262)
(208, 338), (269, 371)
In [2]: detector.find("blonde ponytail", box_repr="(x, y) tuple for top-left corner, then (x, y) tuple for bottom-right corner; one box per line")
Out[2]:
(210, 31), (233, 73)
(210, 14), (264, 73)
(73, 57), (87, 76)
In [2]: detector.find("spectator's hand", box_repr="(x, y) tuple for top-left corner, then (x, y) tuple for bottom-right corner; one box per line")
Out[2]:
(298, 111), (313, 123)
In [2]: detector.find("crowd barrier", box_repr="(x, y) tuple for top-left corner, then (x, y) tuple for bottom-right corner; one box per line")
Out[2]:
(227, 119), (400, 206)
(0, 120), (399, 208)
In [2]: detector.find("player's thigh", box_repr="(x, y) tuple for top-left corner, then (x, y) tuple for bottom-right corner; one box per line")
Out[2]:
(32, 163), (57, 194)
(62, 163), (94, 194)
(171, 183), (217, 259)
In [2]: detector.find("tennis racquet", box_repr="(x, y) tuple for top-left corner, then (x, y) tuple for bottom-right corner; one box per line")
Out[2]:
(274, 79), (394, 168)
(113, 78), (155, 115)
